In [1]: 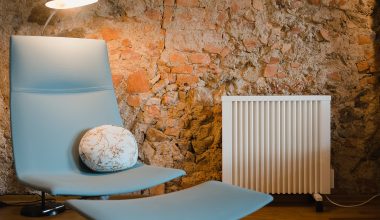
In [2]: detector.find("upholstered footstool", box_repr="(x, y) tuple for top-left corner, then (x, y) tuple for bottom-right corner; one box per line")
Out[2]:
(66, 181), (272, 220)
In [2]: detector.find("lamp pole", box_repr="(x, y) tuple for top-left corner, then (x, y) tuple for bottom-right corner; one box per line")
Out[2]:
(42, 10), (57, 35)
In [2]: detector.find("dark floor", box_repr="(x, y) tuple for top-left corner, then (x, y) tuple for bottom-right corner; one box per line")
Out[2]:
(0, 194), (379, 220)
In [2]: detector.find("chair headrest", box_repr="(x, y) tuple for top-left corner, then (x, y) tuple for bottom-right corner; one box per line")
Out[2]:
(10, 35), (113, 93)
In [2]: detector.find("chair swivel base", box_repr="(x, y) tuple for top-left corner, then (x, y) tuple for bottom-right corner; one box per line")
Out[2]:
(20, 202), (65, 217)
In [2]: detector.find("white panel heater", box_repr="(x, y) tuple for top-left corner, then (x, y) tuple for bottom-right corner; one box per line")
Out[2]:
(222, 96), (331, 194)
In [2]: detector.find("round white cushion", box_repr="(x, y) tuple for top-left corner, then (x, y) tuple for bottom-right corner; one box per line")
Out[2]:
(79, 125), (138, 172)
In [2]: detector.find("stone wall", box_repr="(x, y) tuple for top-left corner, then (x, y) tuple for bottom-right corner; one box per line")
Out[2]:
(1, 0), (379, 194)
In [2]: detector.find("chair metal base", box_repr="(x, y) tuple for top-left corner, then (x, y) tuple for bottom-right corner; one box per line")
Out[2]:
(20, 191), (65, 217)
(20, 202), (65, 217)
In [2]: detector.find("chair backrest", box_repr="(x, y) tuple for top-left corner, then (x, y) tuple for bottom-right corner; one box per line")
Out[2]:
(10, 36), (123, 176)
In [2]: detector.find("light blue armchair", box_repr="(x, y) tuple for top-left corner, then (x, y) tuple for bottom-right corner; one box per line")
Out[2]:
(10, 35), (185, 216)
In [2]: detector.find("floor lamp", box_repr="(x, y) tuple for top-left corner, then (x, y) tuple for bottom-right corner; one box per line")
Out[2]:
(42, 0), (98, 35)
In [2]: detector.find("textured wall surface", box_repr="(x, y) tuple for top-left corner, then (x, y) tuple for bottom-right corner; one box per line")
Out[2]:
(1, 0), (379, 194)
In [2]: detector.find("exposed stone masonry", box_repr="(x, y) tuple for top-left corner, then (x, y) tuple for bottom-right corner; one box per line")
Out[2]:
(0, 0), (379, 194)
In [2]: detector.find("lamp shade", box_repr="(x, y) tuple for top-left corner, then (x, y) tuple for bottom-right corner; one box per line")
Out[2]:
(45, 0), (98, 9)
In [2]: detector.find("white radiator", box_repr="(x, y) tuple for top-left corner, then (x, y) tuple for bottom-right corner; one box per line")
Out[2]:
(222, 96), (331, 194)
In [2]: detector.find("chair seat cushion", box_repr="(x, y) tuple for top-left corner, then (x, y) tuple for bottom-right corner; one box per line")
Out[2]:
(66, 181), (273, 220)
(18, 164), (185, 196)
(79, 125), (138, 172)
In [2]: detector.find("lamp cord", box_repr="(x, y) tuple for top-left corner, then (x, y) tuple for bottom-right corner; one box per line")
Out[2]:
(42, 10), (57, 35)
(325, 194), (380, 208)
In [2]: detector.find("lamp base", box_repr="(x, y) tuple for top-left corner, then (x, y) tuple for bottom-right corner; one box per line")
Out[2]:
(20, 202), (65, 217)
